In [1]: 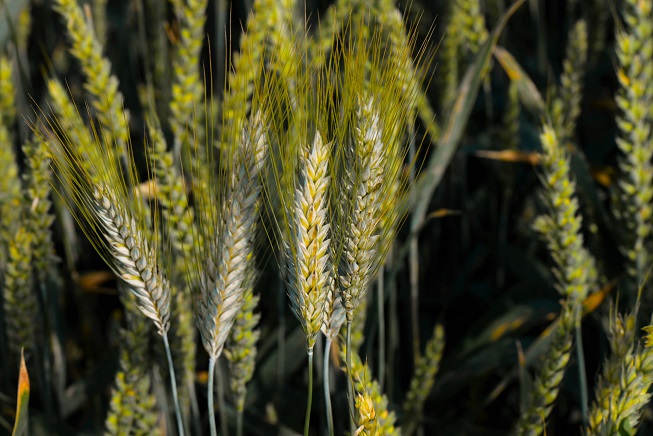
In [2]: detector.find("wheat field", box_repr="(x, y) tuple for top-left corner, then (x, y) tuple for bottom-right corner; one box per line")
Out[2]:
(1, 0), (652, 435)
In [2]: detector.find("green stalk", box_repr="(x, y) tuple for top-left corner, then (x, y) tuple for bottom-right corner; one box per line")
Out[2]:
(377, 269), (386, 389)
(208, 357), (217, 436)
(346, 321), (355, 433)
(304, 349), (314, 436)
(576, 322), (588, 425)
(324, 337), (334, 436)
(237, 409), (244, 436)
(163, 334), (185, 436)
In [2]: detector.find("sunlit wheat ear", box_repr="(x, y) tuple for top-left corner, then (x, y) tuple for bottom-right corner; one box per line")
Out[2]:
(286, 130), (332, 352)
(92, 184), (171, 335)
(194, 110), (268, 360)
(338, 95), (386, 322)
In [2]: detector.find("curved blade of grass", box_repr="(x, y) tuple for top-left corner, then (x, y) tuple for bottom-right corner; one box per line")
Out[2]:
(400, 0), (526, 224)
(12, 348), (29, 436)
(493, 45), (545, 117)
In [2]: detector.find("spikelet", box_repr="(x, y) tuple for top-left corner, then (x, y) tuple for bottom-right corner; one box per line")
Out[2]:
(403, 324), (445, 435)
(285, 131), (332, 352)
(22, 139), (57, 280)
(224, 289), (261, 413)
(191, 111), (268, 360)
(550, 19), (588, 146)
(516, 301), (576, 436)
(355, 392), (380, 436)
(53, 0), (129, 154)
(611, 0), (653, 289)
(2, 228), (38, 356)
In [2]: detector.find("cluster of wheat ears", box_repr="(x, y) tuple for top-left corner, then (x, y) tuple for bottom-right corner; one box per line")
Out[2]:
(3, 0), (653, 434)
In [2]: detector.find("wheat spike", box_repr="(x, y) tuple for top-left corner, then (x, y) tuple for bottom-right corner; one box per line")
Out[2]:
(53, 0), (129, 154)
(339, 96), (387, 322)
(403, 324), (445, 435)
(225, 289), (261, 413)
(105, 290), (161, 436)
(194, 111), (268, 359)
(22, 139), (57, 280)
(611, 0), (653, 290)
(3, 228), (38, 356)
(93, 184), (171, 335)
(286, 130), (332, 352)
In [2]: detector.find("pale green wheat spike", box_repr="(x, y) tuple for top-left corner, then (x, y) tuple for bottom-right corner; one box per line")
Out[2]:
(516, 302), (576, 436)
(308, 0), (356, 69)
(532, 125), (597, 302)
(219, 0), (291, 155)
(338, 96), (388, 322)
(224, 289), (261, 413)
(0, 123), (22, 265)
(453, 0), (489, 57)
(379, 7), (439, 144)
(588, 346), (653, 435)
(0, 56), (16, 127)
(551, 19), (589, 146)
(588, 311), (637, 433)
(0, 57), (21, 264)
(439, 10), (462, 114)
(22, 139), (57, 281)
(53, 0), (129, 155)
(3, 228), (38, 356)
(168, 0), (208, 150)
(193, 111), (268, 360)
(402, 324), (445, 436)
(147, 120), (198, 261)
(611, 0), (653, 289)
(341, 345), (399, 435)
(46, 79), (97, 173)
(105, 294), (161, 436)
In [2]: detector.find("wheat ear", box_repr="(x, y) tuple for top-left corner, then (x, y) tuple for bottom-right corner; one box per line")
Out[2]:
(3, 228), (38, 357)
(195, 111), (267, 436)
(611, 0), (653, 292)
(53, 0), (129, 154)
(224, 289), (261, 436)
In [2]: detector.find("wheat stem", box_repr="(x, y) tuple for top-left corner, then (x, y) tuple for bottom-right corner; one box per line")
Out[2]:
(208, 357), (217, 436)
(304, 349), (314, 436)
(347, 320), (355, 433)
(377, 268), (385, 390)
(163, 334), (185, 436)
(324, 337), (334, 436)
